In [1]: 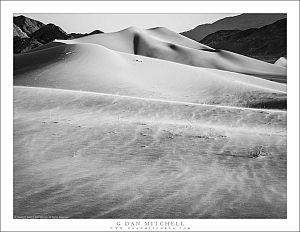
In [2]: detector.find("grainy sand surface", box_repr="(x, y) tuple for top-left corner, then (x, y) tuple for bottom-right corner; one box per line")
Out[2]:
(14, 87), (286, 218)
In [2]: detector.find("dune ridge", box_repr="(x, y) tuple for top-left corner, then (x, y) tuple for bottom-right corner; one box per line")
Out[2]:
(24, 26), (287, 80)
(16, 86), (286, 114)
(14, 42), (286, 109)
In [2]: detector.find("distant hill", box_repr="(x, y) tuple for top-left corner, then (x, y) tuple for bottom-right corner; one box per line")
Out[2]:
(69, 30), (103, 39)
(13, 15), (45, 35)
(30, 23), (70, 43)
(181, 13), (286, 42)
(200, 18), (287, 63)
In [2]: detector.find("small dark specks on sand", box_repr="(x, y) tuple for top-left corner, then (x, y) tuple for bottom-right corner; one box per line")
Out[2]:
(248, 146), (270, 158)
(215, 151), (240, 158)
(194, 135), (210, 139)
(217, 135), (227, 138)
(222, 150), (232, 156)
(71, 152), (77, 158)
(216, 146), (269, 159)
(52, 121), (59, 124)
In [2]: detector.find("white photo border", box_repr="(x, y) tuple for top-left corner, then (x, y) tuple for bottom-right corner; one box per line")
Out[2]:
(1, 1), (299, 231)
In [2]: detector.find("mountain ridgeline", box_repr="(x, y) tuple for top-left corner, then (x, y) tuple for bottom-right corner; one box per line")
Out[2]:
(199, 18), (287, 63)
(181, 13), (286, 41)
(13, 14), (287, 64)
(180, 13), (287, 63)
(13, 15), (103, 54)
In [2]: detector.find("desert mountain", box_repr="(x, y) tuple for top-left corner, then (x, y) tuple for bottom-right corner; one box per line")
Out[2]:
(13, 15), (45, 35)
(181, 13), (286, 42)
(13, 24), (28, 38)
(69, 29), (103, 39)
(30, 23), (70, 43)
(13, 15), (105, 53)
(13, 37), (43, 54)
(13, 15), (69, 53)
(200, 19), (286, 63)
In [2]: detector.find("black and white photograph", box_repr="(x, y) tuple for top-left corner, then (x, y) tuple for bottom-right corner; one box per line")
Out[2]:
(1, 1), (300, 231)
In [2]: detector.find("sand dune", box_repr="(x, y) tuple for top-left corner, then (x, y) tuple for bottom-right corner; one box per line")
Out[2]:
(71, 26), (212, 52)
(14, 43), (286, 108)
(14, 86), (286, 218)
(27, 26), (287, 79)
(50, 26), (287, 79)
(274, 57), (287, 67)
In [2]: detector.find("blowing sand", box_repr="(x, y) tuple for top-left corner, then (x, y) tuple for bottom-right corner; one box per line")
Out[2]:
(13, 26), (287, 218)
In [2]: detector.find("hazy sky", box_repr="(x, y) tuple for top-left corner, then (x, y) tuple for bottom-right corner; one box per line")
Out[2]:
(16, 13), (240, 33)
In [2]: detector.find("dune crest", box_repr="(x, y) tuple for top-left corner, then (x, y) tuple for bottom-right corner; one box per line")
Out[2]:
(52, 26), (287, 80)
(26, 26), (287, 81)
(15, 42), (286, 109)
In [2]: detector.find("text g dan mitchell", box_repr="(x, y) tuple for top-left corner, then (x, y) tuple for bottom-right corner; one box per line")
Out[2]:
(110, 221), (190, 230)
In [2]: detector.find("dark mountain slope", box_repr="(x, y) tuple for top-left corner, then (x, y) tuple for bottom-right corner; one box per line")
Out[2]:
(13, 15), (45, 35)
(13, 37), (43, 54)
(198, 30), (240, 45)
(13, 15), (105, 54)
(200, 18), (287, 63)
(181, 13), (286, 42)
(69, 29), (103, 39)
(13, 24), (28, 38)
(30, 23), (70, 43)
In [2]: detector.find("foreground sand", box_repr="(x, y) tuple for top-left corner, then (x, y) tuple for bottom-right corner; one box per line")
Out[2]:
(14, 86), (286, 218)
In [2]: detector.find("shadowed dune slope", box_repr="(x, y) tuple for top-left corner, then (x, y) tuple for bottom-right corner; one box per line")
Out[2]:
(32, 27), (286, 79)
(14, 43), (286, 108)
